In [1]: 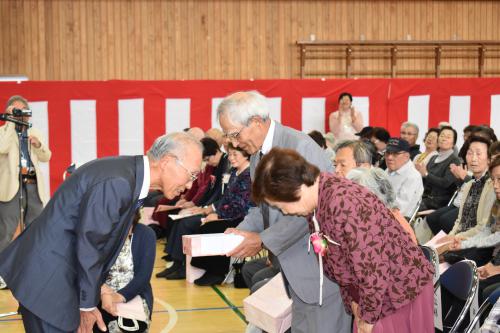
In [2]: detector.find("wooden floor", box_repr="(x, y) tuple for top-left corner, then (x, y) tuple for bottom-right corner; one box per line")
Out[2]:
(0, 242), (249, 332)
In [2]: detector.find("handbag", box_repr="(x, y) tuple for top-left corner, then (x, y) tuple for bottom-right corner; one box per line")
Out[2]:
(232, 260), (247, 289)
(117, 317), (148, 333)
(115, 296), (148, 332)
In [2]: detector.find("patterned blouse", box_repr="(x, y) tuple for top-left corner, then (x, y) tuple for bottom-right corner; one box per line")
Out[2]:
(457, 173), (489, 233)
(214, 167), (254, 220)
(105, 236), (150, 331)
(313, 173), (434, 324)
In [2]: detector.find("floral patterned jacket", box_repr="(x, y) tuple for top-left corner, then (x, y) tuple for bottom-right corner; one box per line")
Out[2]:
(214, 167), (253, 220)
(313, 172), (434, 324)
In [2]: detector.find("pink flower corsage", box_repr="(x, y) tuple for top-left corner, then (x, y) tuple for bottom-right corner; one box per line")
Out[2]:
(309, 232), (329, 257)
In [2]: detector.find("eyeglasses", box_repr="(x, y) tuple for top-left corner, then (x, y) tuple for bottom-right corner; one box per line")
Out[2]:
(172, 155), (198, 182)
(401, 131), (417, 136)
(223, 127), (245, 141)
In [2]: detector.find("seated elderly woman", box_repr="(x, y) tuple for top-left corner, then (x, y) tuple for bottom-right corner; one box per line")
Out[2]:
(253, 147), (434, 333)
(413, 127), (439, 167)
(346, 167), (417, 244)
(96, 211), (156, 333)
(190, 144), (254, 286)
(450, 156), (500, 304)
(436, 136), (496, 266)
(444, 154), (498, 265)
(159, 143), (253, 280)
(415, 126), (461, 211)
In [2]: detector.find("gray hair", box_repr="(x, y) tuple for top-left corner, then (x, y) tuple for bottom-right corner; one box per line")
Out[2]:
(401, 121), (419, 135)
(334, 140), (372, 166)
(347, 167), (398, 210)
(217, 90), (270, 126)
(147, 132), (202, 161)
(5, 95), (29, 111)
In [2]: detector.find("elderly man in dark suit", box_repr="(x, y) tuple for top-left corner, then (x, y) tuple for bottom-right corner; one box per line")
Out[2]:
(0, 132), (202, 333)
(218, 91), (350, 333)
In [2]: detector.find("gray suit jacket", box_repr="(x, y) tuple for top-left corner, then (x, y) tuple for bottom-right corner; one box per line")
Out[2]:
(238, 122), (339, 304)
(0, 156), (144, 331)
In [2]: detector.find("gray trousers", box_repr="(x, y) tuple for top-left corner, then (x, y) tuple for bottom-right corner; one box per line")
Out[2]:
(289, 279), (351, 333)
(19, 304), (70, 333)
(0, 183), (43, 253)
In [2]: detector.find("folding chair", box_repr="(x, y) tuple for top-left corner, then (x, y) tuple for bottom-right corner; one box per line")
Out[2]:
(419, 245), (440, 290)
(407, 197), (422, 228)
(464, 286), (500, 333)
(447, 188), (460, 207)
(438, 260), (479, 333)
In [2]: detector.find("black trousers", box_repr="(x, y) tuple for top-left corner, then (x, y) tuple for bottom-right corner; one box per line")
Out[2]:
(479, 273), (500, 303)
(443, 247), (495, 267)
(166, 215), (203, 262)
(190, 218), (241, 277)
(427, 206), (459, 235)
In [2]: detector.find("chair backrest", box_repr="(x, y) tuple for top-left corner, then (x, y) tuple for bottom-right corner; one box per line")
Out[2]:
(439, 260), (479, 333)
(447, 188), (460, 207)
(408, 197), (422, 226)
(464, 286), (500, 333)
(419, 245), (440, 289)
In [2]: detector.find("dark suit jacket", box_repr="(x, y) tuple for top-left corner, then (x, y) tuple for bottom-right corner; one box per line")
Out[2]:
(0, 155), (144, 331)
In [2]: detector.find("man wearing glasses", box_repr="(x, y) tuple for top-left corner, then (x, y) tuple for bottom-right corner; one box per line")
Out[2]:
(400, 121), (421, 160)
(385, 138), (424, 218)
(0, 132), (202, 333)
(217, 91), (350, 333)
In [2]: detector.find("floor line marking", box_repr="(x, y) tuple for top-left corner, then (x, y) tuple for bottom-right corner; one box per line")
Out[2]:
(154, 297), (178, 333)
(211, 286), (247, 324)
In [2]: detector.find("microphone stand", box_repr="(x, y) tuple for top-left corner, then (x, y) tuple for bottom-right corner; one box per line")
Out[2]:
(1, 114), (32, 232)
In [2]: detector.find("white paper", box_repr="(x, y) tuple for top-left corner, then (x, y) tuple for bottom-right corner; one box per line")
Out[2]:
(169, 213), (200, 220)
(425, 230), (450, 248)
(439, 262), (451, 275)
(199, 233), (244, 254)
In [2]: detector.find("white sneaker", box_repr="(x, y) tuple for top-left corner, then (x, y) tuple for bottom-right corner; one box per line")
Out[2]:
(0, 276), (7, 290)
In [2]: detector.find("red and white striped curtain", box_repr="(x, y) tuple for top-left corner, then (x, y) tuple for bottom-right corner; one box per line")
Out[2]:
(1, 78), (499, 196)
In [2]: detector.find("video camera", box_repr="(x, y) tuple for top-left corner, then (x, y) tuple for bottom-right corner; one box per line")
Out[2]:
(12, 108), (32, 117)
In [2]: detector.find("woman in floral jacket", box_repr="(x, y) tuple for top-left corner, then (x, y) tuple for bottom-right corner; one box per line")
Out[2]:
(252, 147), (434, 333)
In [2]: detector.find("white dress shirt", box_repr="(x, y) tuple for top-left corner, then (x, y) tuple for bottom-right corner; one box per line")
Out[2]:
(386, 160), (424, 217)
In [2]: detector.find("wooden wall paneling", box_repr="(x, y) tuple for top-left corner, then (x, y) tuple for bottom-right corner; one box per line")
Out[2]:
(258, 0), (266, 79)
(290, 0), (298, 78)
(140, 0), (149, 79)
(2, 1), (500, 80)
(157, 1), (164, 79)
(22, 1), (31, 79)
(0, 2), (5, 75)
(223, 1), (231, 79)
(269, 1), (278, 78)
(159, 1), (167, 79)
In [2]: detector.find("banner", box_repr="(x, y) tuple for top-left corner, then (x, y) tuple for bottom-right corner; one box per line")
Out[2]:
(1, 78), (499, 195)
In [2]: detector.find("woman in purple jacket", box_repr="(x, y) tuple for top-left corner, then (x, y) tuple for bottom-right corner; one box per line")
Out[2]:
(252, 147), (434, 333)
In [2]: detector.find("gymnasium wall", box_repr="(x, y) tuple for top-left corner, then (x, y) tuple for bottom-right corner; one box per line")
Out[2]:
(1, 0), (499, 80)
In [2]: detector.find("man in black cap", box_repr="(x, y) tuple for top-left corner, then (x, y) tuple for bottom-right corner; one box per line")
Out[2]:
(385, 138), (424, 218)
